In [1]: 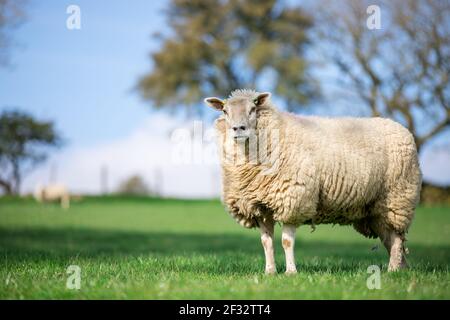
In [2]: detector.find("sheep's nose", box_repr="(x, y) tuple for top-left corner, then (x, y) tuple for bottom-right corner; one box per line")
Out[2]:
(233, 126), (246, 131)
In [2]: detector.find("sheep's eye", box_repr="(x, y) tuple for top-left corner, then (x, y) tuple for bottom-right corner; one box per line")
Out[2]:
(253, 98), (259, 105)
(249, 107), (256, 114)
(222, 109), (228, 115)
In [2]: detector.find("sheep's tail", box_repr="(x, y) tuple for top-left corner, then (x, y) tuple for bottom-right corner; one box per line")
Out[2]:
(229, 211), (256, 228)
(310, 219), (316, 233)
(61, 194), (70, 210)
(402, 235), (410, 255)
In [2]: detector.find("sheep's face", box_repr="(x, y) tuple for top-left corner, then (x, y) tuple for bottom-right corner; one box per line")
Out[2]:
(204, 92), (271, 141)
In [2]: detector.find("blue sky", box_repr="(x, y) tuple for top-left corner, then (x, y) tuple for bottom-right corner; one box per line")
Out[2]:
(0, 0), (167, 147)
(0, 1), (449, 196)
(0, 0), (222, 196)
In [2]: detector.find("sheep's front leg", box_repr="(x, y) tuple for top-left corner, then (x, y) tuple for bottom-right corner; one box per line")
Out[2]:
(282, 224), (297, 274)
(382, 231), (408, 272)
(258, 217), (276, 275)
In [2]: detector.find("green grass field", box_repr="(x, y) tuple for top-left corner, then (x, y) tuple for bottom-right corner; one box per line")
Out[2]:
(0, 196), (449, 299)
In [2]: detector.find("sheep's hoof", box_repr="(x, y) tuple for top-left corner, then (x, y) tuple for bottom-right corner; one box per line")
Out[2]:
(285, 270), (298, 275)
(388, 265), (399, 272)
(388, 255), (408, 272)
(265, 268), (276, 275)
(388, 262), (408, 272)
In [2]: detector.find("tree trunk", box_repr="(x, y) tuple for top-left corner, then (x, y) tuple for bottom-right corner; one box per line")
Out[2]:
(415, 138), (422, 155)
(12, 160), (21, 195)
(0, 179), (13, 195)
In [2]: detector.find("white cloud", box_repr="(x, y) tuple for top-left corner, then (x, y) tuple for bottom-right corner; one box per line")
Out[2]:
(23, 114), (450, 198)
(23, 113), (221, 198)
(420, 147), (450, 186)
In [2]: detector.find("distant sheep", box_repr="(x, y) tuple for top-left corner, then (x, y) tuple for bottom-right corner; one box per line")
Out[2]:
(205, 89), (421, 274)
(34, 184), (70, 209)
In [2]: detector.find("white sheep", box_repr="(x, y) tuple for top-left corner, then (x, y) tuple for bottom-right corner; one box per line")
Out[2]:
(34, 184), (70, 209)
(205, 89), (421, 274)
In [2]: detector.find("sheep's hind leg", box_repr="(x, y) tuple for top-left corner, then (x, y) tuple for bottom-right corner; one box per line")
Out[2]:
(282, 224), (297, 274)
(258, 216), (276, 275)
(61, 195), (70, 210)
(380, 230), (408, 272)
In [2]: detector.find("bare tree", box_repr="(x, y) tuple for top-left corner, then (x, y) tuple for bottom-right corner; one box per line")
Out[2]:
(0, 0), (27, 66)
(311, 0), (450, 152)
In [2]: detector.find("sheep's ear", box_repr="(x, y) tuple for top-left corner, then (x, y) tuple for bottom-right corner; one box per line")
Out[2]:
(204, 97), (224, 111)
(254, 92), (271, 106)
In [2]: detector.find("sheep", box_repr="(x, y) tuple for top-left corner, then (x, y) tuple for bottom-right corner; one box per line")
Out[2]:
(34, 184), (70, 209)
(204, 89), (422, 274)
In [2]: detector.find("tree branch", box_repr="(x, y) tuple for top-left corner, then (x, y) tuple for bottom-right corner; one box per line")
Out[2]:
(0, 177), (12, 195)
(418, 113), (450, 148)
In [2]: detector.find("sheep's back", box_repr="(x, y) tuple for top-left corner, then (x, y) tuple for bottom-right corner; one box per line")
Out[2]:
(286, 115), (416, 221)
(42, 185), (69, 201)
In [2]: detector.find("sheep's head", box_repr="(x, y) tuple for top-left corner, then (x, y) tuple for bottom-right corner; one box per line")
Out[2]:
(204, 90), (271, 141)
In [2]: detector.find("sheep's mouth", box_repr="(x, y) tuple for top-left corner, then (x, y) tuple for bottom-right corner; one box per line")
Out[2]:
(233, 135), (248, 142)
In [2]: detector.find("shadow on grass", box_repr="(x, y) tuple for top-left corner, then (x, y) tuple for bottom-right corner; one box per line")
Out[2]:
(0, 227), (448, 273)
